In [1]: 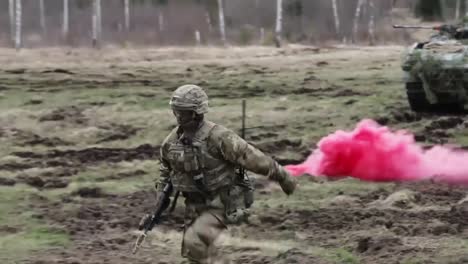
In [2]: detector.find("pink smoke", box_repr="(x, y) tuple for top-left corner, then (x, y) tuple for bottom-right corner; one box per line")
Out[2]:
(285, 119), (468, 184)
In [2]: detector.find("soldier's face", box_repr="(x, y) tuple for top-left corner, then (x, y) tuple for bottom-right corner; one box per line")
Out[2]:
(173, 109), (195, 126)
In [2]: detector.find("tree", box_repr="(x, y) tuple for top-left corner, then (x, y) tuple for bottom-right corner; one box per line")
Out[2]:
(368, 0), (375, 45)
(275, 0), (283, 47)
(124, 0), (130, 31)
(217, 0), (226, 45)
(9, 0), (14, 43)
(15, 0), (22, 50)
(92, 0), (101, 47)
(332, 0), (341, 40)
(353, 0), (366, 43)
(63, 0), (69, 37)
(39, 0), (46, 35)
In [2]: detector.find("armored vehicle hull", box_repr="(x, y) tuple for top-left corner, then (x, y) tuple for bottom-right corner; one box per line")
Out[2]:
(402, 39), (468, 112)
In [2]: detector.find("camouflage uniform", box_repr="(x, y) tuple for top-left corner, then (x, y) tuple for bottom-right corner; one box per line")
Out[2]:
(156, 84), (296, 264)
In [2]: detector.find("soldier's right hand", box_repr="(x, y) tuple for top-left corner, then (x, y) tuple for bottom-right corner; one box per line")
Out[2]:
(138, 214), (152, 231)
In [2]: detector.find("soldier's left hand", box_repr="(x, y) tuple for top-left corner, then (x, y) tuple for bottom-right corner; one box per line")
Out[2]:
(279, 175), (297, 195)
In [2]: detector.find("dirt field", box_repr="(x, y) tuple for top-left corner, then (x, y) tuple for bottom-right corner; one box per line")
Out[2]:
(1, 44), (468, 264)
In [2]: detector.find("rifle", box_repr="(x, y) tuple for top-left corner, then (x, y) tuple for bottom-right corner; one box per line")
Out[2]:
(238, 99), (254, 208)
(132, 182), (174, 254)
(393, 24), (460, 37)
(240, 99), (246, 177)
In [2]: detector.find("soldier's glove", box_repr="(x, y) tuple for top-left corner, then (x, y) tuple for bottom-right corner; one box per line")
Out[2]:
(278, 175), (297, 195)
(138, 214), (152, 231)
(270, 165), (296, 195)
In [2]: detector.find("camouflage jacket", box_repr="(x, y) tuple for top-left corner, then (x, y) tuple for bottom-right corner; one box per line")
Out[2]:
(156, 120), (289, 198)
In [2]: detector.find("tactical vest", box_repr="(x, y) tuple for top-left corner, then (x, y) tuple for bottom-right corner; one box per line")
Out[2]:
(166, 121), (237, 193)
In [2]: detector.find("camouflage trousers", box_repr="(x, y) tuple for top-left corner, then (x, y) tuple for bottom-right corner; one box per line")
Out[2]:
(182, 209), (229, 264)
(180, 186), (250, 264)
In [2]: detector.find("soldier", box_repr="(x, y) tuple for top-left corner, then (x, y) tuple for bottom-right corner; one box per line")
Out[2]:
(154, 84), (297, 264)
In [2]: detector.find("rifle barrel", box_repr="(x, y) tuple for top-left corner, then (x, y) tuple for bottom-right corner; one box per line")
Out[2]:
(393, 25), (435, 29)
(241, 99), (246, 139)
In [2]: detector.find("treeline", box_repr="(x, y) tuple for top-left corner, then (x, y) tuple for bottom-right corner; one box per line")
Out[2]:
(0, 0), (453, 48)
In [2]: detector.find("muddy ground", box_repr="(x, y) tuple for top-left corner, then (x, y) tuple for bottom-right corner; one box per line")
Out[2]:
(1, 45), (468, 264)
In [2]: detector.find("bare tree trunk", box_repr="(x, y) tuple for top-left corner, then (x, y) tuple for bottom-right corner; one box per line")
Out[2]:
(97, 0), (102, 38)
(15, 0), (22, 50)
(466, 0), (468, 16)
(353, 0), (365, 43)
(206, 11), (212, 32)
(92, 0), (98, 47)
(217, 0), (226, 45)
(63, 0), (69, 38)
(39, 0), (46, 35)
(9, 0), (15, 43)
(260, 27), (265, 44)
(332, 0), (341, 40)
(274, 0), (283, 47)
(124, 0), (130, 31)
(456, 0), (461, 20)
(255, 0), (261, 28)
(158, 12), (164, 32)
(195, 30), (201, 45)
(368, 0), (375, 45)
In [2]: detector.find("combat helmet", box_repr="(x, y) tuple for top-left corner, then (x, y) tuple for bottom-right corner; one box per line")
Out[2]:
(169, 84), (209, 114)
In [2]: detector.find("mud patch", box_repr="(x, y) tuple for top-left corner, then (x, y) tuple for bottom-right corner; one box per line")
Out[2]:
(96, 124), (141, 143)
(0, 225), (19, 234)
(16, 174), (70, 189)
(1, 128), (70, 147)
(106, 169), (147, 180)
(72, 187), (108, 198)
(425, 116), (464, 130)
(31, 190), (184, 264)
(0, 177), (16, 186)
(39, 106), (88, 125)
(255, 139), (303, 154)
(421, 117), (465, 143)
(5, 68), (27, 74)
(376, 109), (422, 125)
(10, 144), (160, 170)
(356, 235), (402, 253)
(236, 248), (331, 264)
(41, 68), (75, 75)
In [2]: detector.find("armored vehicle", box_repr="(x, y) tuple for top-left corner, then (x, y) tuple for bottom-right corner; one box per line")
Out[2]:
(394, 23), (468, 112)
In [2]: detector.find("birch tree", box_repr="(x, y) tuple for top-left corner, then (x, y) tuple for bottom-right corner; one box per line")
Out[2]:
(217, 0), (226, 45)
(456, 0), (461, 20)
(158, 12), (164, 32)
(63, 0), (69, 37)
(40, 0), (46, 34)
(195, 30), (201, 45)
(332, 0), (341, 40)
(97, 0), (102, 37)
(92, 0), (99, 47)
(368, 0), (375, 45)
(274, 0), (283, 47)
(353, 0), (365, 43)
(9, 0), (15, 43)
(255, 0), (262, 41)
(15, 0), (22, 50)
(124, 0), (130, 31)
(206, 11), (212, 32)
(466, 0), (468, 16)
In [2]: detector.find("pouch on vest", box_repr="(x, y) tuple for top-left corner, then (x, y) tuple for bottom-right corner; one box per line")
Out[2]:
(183, 144), (210, 196)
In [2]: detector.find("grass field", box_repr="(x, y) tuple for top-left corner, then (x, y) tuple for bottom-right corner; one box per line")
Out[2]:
(1, 45), (468, 264)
